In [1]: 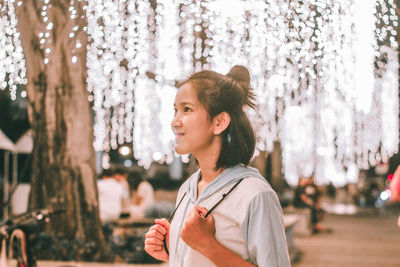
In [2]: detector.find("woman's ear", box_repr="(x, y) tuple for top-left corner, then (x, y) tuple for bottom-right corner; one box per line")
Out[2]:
(213, 112), (231, 135)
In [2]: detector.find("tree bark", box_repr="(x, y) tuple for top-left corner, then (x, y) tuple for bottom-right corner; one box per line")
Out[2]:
(15, 1), (112, 261)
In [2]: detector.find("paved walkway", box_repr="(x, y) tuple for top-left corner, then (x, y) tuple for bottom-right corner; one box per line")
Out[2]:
(16, 261), (168, 267)
(293, 206), (400, 267)
(34, 262), (168, 267)
(12, 206), (400, 267)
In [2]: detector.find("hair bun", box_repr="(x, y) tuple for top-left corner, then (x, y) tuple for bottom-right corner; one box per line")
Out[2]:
(226, 65), (255, 108)
(226, 65), (250, 83)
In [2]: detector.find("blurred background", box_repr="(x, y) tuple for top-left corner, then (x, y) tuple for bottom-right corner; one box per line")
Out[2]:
(1, 0), (400, 266)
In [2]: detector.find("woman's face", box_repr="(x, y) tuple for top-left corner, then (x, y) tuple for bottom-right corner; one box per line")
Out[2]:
(171, 83), (215, 156)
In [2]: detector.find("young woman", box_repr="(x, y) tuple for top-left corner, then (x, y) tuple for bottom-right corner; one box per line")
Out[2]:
(144, 66), (290, 267)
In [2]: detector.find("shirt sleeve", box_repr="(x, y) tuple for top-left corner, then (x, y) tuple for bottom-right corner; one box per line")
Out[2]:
(242, 191), (291, 267)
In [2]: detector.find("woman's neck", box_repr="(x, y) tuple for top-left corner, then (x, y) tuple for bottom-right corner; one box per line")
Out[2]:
(199, 164), (224, 184)
(197, 164), (224, 198)
(193, 136), (225, 196)
(194, 139), (222, 184)
(195, 152), (225, 198)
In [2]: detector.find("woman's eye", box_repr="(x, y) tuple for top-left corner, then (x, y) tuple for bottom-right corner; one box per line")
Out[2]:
(184, 107), (191, 112)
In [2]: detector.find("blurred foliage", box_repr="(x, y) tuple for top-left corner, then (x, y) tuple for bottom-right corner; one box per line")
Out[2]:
(30, 223), (161, 263)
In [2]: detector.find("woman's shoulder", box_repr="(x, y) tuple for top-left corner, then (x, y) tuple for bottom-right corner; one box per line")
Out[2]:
(230, 176), (277, 204)
(241, 176), (273, 192)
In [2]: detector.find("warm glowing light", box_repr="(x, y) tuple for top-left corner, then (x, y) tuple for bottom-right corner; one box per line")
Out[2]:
(152, 152), (162, 161)
(0, 0), (27, 95)
(118, 145), (131, 157)
(3, 0), (399, 186)
(380, 189), (391, 201)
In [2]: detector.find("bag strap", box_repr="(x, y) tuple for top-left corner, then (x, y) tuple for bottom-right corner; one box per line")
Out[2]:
(168, 192), (187, 223)
(164, 191), (187, 256)
(163, 178), (245, 254)
(204, 178), (244, 218)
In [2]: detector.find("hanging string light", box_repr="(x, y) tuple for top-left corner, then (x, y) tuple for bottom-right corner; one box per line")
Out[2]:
(178, 0), (196, 77)
(276, 0), (398, 186)
(86, 0), (140, 163)
(4, 0), (399, 185)
(86, 0), (180, 168)
(199, 0), (398, 186)
(0, 0), (26, 100)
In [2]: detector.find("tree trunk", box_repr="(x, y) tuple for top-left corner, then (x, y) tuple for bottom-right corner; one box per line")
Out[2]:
(15, 1), (112, 261)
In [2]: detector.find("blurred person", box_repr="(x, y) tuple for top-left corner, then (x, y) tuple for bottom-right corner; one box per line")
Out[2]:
(144, 66), (290, 266)
(326, 182), (336, 205)
(113, 166), (130, 196)
(390, 165), (400, 227)
(112, 166), (131, 217)
(294, 176), (326, 234)
(97, 168), (130, 222)
(128, 171), (155, 219)
(367, 181), (380, 207)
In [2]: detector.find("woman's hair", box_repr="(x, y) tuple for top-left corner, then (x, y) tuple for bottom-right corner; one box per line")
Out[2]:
(181, 65), (256, 170)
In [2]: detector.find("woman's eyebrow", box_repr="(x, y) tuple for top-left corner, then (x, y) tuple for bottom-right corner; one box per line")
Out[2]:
(174, 101), (196, 107)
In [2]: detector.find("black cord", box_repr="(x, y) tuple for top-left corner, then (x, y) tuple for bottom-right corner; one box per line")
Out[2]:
(204, 179), (244, 218)
(168, 192), (187, 223)
(163, 178), (244, 254)
(164, 192), (187, 255)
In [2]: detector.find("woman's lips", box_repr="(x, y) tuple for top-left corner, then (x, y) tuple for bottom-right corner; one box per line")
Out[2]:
(174, 132), (184, 140)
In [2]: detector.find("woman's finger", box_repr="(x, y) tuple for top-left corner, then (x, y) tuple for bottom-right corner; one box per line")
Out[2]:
(145, 230), (165, 240)
(149, 224), (167, 235)
(144, 244), (163, 253)
(145, 237), (164, 246)
(155, 218), (170, 231)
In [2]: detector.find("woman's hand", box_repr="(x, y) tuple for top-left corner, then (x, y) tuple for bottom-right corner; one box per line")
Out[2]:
(144, 218), (170, 262)
(180, 206), (216, 254)
(180, 206), (257, 267)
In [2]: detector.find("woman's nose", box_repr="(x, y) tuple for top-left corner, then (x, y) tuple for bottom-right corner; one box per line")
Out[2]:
(171, 115), (182, 128)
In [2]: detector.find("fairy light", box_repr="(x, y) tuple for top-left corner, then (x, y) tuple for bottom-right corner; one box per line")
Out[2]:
(39, 0), (52, 65)
(0, 0), (27, 99)
(86, 0), (179, 168)
(3, 0), (399, 184)
(178, 0), (196, 77)
(87, 0), (133, 153)
(353, 0), (376, 113)
(201, 0), (398, 186)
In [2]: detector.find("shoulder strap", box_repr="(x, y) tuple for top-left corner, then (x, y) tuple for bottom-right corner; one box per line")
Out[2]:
(204, 178), (244, 218)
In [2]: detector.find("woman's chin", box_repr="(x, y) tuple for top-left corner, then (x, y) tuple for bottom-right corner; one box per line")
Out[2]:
(174, 145), (188, 155)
